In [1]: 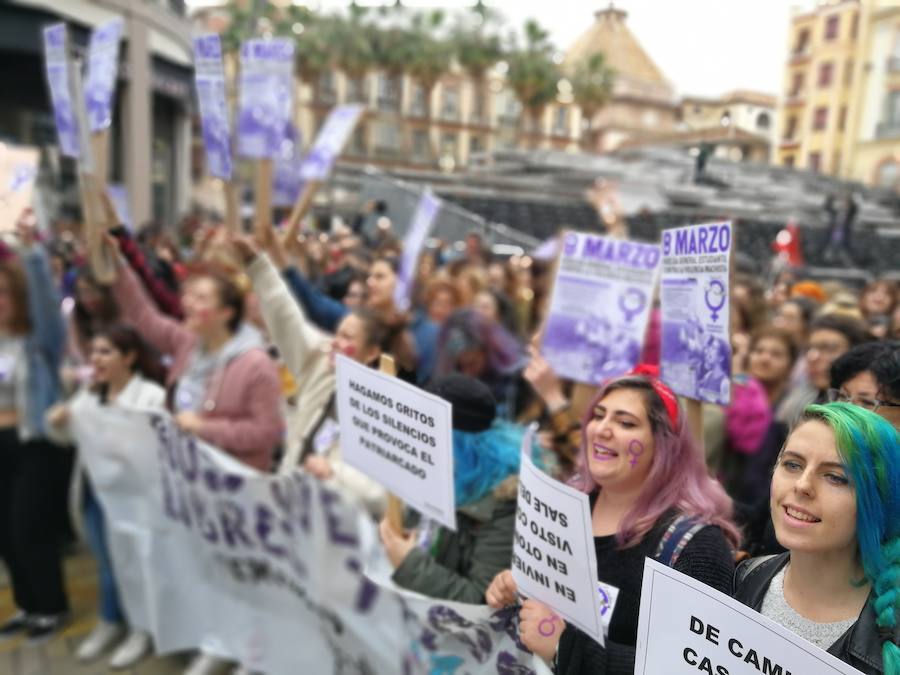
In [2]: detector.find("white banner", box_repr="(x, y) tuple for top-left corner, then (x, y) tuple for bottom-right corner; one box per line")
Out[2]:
(635, 559), (864, 675)
(71, 407), (532, 673)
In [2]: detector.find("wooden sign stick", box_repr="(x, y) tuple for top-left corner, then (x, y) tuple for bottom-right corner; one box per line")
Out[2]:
(284, 180), (322, 245)
(224, 180), (240, 234)
(83, 131), (116, 284)
(254, 158), (273, 240)
(379, 354), (406, 535)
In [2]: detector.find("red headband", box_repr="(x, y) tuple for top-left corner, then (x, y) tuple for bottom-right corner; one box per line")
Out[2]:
(628, 364), (680, 430)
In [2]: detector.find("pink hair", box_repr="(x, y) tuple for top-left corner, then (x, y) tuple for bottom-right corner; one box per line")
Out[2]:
(571, 375), (741, 549)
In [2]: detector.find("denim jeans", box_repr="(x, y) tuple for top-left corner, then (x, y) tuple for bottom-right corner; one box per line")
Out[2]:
(82, 480), (124, 624)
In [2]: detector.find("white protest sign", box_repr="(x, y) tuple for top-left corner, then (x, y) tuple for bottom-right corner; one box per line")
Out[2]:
(511, 429), (605, 645)
(660, 222), (733, 405)
(42, 24), (81, 158)
(299, 104), (364, 181)
(236, 38), (295, 159)
(393, 190), (441, 311)
(193, 33), (233, 180)
(635, 558), (864, 675)
(334, 354), (456, 530)
(542, 232), (661, 384)
(0, 145), (39, 231)
(84, 18), (124, 133)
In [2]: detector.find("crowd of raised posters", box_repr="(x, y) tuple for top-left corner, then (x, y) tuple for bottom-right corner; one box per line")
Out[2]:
(2, 14), (895, 675)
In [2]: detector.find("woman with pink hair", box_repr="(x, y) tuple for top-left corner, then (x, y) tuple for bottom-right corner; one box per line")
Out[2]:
(486, 366), (740, 674)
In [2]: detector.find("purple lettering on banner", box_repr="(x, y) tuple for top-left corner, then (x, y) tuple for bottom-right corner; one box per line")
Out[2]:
(236, 38), (295, 159)
(393, 191), (441, 311)
(217, 501), (255, 549)
(84, 18), (124, 133)
(542, 232), (662, 384)
(345, 558), (380, 612)
(42, 24), (80, 158)
(190, 489), (220, 543)
(192, 33), (233, 179)
(178, 436), (199, 482)
(660, 221), (733, 405)
(319, 487), (359, 547)
(255, 503), (287, 558)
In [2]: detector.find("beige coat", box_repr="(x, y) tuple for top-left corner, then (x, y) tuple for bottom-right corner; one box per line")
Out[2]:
(248, 254), (386, 517)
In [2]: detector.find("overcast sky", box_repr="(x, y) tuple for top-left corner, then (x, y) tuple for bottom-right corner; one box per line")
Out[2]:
(194, 0), (811, 98)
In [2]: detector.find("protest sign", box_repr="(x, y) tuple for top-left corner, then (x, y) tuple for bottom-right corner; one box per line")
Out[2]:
(236, 38), (295, 159)
(635, 558), (864, 675)
(660, 222), (733, 407)
(511, 428), (605, 645)
(193, 34), (232, 181)
(299, 104), (364, 182)
(542, 232), (661, 384)
(393, 190), (441, 311)
(0, 145), (39, 231)
(70, 405), (537, 674)
(106, 183), (132, 231)
(334, 354), (456, 530)
(42, 24), (80, 158)
(272, 123), (304, 208)
(84, 18), (123, 134)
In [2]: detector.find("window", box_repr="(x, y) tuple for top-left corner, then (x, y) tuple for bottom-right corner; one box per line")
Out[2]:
(372, 120), (400, 151)
(349, 125), (367, 156)
(845, 59), (854, 86)
(813, 106), (828, 131)
(794, 28), (810, 54)
(441, 132), (458, 156)
(346, 77), (367, 104)
(377, 74), (400, 110)
(784, 115), (798, 139)
(818, 62), (833, 88)
(756, 112), (771, 130)
(470, 135), (483, 154)
(851, 12), (859, 39)
(887, 91), (900, 126)
(318, 72), (336, 102)
(412, 129), (429, 160)
(839, 105), (847, 131)
(876, 161), (899, 189)
(410, 85), (428, 117)
(790, 72), (804, 97)
(808, 152), (821, 172)
(553, 106), (568, 134)
(441, 87), (459, 120)
(825, 15), (839, 41)
(784, 155), (796, 167)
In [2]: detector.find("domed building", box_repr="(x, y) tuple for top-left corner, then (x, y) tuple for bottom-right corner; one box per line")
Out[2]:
(563, 4), (679, 152)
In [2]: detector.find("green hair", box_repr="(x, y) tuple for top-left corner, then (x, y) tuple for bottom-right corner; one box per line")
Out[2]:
(801, 403), (900, 672)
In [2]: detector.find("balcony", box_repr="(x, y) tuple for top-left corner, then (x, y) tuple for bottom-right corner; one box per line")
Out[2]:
(876, 121), (900, 139)
(789, 49), (811, 65)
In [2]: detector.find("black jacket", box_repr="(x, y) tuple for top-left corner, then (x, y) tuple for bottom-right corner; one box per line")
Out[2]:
(733, 553), (895, 675)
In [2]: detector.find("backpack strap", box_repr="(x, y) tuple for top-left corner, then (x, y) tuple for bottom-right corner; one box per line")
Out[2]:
(654, 515), (706, 568)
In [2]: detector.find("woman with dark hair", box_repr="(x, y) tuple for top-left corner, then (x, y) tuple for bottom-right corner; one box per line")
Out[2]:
(859, 279), (898, 339)
(235, 237), (388, 516)
(747, 326), (798, 410)
(434, 308), (526, 419)
(486, 366), (739, 674)
(61, 268), (119, 392)
(734, 403), (900, 674)
(46, 324), (165, 668)
(379, 374), (524, 603)
(0, 216), (68, 642)
(105, 238), (283, 472)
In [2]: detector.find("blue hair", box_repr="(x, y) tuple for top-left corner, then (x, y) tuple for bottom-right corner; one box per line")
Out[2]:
(802, 403), (900, 672)
(452, 420), (526, 507)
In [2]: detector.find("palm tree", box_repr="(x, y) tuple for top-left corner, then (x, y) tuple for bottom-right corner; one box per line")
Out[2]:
(570, 52), (615, 152)
(453, 1), (504, 125)
(506, 20), (560, 147)
(292, 13), (338, 104)
(405, 10), (453, 162)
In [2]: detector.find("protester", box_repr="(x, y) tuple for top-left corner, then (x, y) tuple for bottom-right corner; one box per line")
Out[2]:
(0, 214), (69, 642)
(105, 238), (284, 473)
(46, 324), (165, 667)
(733, 403), (900, 673)
(485, 366), (739, 673)
(829, 341), (900, 430)
(747, 326), (799, 410)
(236, 237), (387, 515)
(859, 279), (898, 339)
(379, 375), (522, 604)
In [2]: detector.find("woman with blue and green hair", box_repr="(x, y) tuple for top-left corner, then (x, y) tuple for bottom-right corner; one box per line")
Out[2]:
(734, 402), (900, 674)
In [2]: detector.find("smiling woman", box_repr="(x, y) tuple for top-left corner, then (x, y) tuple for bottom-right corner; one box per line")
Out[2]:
(734, 403), (900, 675)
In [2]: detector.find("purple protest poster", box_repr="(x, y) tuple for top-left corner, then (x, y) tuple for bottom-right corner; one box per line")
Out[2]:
(660, 221), (733, 405)
(84, 18), (124, 133)
(299, 104), (364, 181)
(237, 38), (295, 159)
(272, 123), (304, 207)
(541, 232), (661, 384)
(393, 191), (441, 311)
(193, 34), (232, 180)
(43, 24), (80, 158)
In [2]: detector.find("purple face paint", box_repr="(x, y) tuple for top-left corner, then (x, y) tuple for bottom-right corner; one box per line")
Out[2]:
(627, 439), (645, 469)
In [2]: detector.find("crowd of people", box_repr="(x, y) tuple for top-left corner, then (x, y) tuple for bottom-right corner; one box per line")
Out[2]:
(0, 191), (897, 675)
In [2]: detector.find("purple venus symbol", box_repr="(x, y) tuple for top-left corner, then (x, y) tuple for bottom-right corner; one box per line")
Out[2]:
(564, 233), (579, 256)
(618, 288), (647, 323)
(627, 439), (644, 468)
(704, 279), (726, 322)
(597, 586), (611, 616)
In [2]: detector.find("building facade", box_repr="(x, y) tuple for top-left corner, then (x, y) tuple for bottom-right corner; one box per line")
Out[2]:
(0, 0), (194, 226)
(775, 0), (900, 190)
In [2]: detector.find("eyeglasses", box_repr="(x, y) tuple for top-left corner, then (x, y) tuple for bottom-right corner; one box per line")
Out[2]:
(808, 342), (846, 356)
(827, 389), (900, 413)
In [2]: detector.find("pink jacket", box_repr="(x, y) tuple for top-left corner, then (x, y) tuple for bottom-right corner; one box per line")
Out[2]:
(113, 265), (283, 471)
